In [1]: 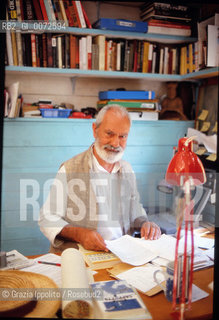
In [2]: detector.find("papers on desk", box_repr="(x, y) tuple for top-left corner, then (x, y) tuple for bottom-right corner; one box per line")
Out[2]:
(105, 234), (193, 266)
(105, 234), (214, 272)
(105, 235), (157, 266)
(20, 253), (62, 287)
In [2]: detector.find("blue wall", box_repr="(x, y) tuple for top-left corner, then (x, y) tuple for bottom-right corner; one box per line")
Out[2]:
(1, 118), (194, 255)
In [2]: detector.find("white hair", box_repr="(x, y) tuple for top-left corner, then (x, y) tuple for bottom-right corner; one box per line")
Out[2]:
(95, 104), (131, 128)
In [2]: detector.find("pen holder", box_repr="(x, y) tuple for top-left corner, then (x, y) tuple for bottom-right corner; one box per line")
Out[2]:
(153, 255), (191, 303)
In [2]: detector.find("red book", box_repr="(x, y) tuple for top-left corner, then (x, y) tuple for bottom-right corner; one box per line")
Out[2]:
(66, 0), (79, 27)
(63, 1), (74, 27)
(19, 0), (25, 20)
(70, 35), (76, 68)
(42, 33), (47, 67)
(133, 40), (138, 72)
(148, 19), (191, 29)
(81, 2), (92, 28)
(39, 0), (48, 21)
(47, 33), (53, 67)
(72, 1), (82, 28)
(87, 35), (92, 70)
(32, 0), (43, 20)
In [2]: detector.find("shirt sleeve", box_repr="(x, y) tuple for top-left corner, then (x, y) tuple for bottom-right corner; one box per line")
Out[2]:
(38, 165), (69, 248)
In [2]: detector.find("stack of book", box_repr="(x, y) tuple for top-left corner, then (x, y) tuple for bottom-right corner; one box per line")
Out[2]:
(97, 90), (159, 121)
(140, 2), (192, 36)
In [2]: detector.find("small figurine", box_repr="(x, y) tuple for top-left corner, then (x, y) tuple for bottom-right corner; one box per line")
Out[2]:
(160, 82), (187, 120)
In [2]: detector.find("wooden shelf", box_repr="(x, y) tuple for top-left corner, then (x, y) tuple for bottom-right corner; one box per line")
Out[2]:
(11, 23), (197, 44)
(5, 66), (218, 82)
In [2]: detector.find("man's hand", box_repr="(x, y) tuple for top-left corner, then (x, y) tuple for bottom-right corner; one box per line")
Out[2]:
(77, 229), (108, 252)
(58, 225), (108, 252)
(141, 221), (161, 240)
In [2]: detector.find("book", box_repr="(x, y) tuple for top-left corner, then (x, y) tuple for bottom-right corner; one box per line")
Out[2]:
(78, 244), (120, 270)
(47, 33), (53, 67)
(7, 0), (17, 20)
(140, 2), (191, 19)
(91, 280), (150, 319)
(97, 99), (158, 110)
(39, 0), (48, 20)
(79, 37), (87, 70)
(31, 34), (37, 67)
(74, 1), (86, 28)
(61, 248), (151, 319)
(142, 41), (149, 73)
(6, 31), (14, 66)
(147, 25), (191, 36)
(52, 35), (57, 68)
(86, 35), (92, 70)
(207, 25), (219, 67)
(23, 0), (35, 20)
(93, 35), (106, 71)
(81, 1), (92, 29)
(58, 0), (69, 26)
(32, 0), (43, 21)
(44, 0), (56, 22)
(99, 91), (156, 100)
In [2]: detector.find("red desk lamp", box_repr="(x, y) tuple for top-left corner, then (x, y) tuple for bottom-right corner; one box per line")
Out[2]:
(165, 136), (206, 320)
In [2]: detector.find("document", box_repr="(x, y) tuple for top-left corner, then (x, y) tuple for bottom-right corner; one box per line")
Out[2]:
(106, 234), (194, 265)
(21, 253), (62, 287)
(105, 235), (157, 266)
(115, 264), (163, 293)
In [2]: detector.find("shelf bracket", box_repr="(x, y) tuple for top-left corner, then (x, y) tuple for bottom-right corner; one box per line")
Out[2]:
(71, 77), (77, 93)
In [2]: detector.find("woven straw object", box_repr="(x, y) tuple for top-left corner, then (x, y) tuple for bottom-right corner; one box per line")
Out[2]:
(0, 270), (60, 318)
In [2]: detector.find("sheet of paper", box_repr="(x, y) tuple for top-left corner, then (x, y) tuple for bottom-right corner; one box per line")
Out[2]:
(206, 153), (217, 161)
(20, 253), (62, 287)
(195, 147), (207, 156)
(212, 122), (217, 133)
(204, 248), (214, 260)
(116, 265), (163, 293)
(105, 235), (157, 266)
(200, 121), (211, 132)
(198, 109), (208, 121)
(191, 284), (209, 303)
(137, 234), (192, 261)
(61, 248), (93, 318)
(194, 235), (215, 249)
(187, 128), (217, 153)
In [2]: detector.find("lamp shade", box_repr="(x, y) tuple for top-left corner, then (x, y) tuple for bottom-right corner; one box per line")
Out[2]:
(165, 137), (206, 186)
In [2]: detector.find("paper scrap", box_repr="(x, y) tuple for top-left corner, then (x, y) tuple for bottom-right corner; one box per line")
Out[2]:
(208, 282), (214, 291)
(187, 128), (217, 153)
(198, 109), (208, 121)
(212, 122), (217, 133)
(200, 121), (211, 132)
(206, 153), (217, 161)
(191, 284), (209, 303)
(195, 147), (207, 155)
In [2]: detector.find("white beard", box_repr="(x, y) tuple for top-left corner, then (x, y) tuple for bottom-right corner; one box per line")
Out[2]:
(94, 139), (124, 164)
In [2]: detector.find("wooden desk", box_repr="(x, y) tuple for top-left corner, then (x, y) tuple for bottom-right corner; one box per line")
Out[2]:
(94, 267), (213, 320)
(29, 250), (213, 320)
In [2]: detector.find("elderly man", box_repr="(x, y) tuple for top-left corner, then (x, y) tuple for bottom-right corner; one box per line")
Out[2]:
(39, 105), (161, 253)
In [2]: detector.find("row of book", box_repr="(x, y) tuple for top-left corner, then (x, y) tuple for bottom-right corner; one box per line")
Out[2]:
(7, 0), (91, 28)
(6, 32), (202, 75)
(139, 2), (196, 37)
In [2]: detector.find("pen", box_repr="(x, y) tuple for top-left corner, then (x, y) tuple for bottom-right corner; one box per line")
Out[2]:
(38, 261), (61, 267)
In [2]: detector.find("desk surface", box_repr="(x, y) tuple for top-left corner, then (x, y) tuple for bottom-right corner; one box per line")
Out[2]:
(94, 267), (213, 320)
